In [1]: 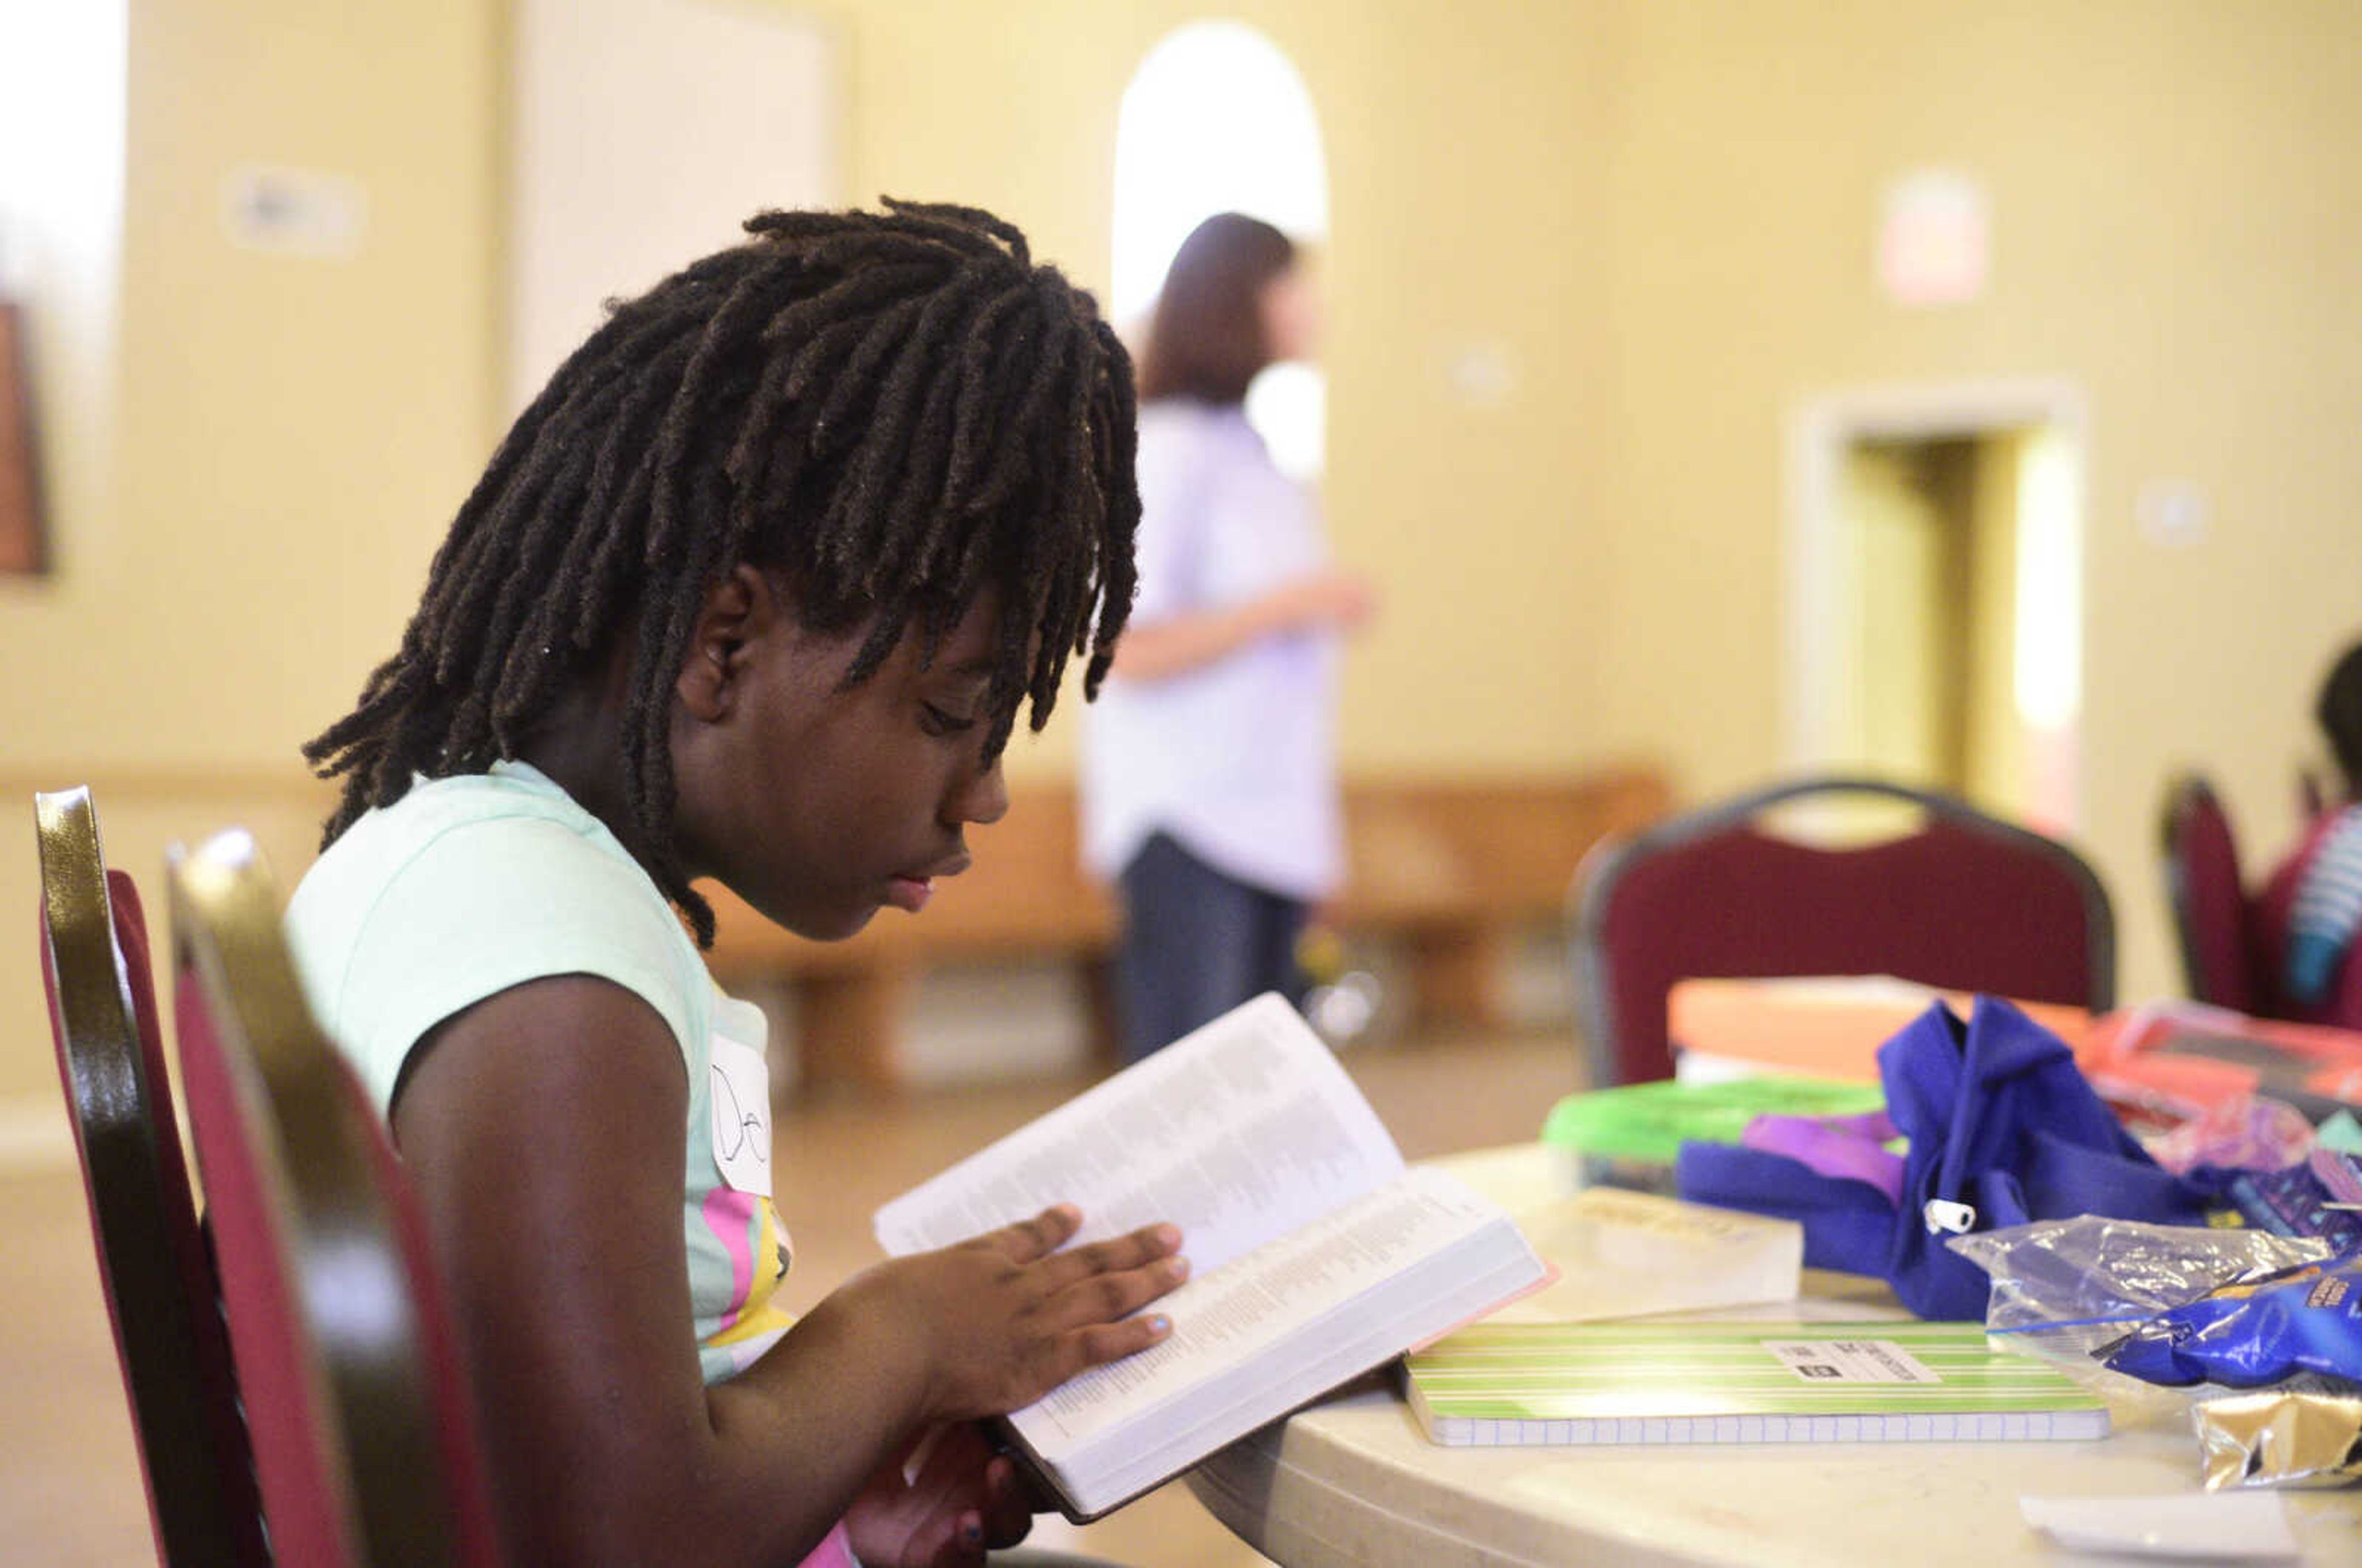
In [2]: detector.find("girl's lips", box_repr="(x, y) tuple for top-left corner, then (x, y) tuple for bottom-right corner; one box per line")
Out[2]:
(885, 875), (934, 913)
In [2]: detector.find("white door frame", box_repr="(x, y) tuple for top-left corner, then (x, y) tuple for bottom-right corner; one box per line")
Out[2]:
(1784, 378), (2089, 819)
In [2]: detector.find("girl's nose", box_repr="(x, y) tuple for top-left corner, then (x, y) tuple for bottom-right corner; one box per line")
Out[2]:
(952, 752), (1010, 827)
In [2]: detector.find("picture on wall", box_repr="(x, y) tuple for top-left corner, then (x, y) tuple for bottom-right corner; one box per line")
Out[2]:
(0, 300), (42, 575)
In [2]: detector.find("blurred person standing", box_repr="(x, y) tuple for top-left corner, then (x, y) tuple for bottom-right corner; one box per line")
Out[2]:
(1081, 213), (1374, 1061)
(2272, 640), (2362, 1007)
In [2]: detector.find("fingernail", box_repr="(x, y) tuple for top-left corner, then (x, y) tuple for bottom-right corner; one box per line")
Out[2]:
(1167, 1255), (1191, 1280)
(1148, 1315), (1172, 1334)
(1156, 1223), (1182, 1248)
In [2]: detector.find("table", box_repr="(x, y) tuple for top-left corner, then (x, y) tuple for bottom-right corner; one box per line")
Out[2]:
(1185, 1144), (2362, 1567)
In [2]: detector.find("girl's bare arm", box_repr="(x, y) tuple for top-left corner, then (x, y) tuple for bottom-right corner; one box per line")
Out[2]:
(392, 973), (1183, 1568)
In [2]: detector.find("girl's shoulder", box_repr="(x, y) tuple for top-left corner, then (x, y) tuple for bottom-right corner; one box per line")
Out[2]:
(287, 764), (707, 1113)
(296, 764), (681, 941)
(295, 766), (618, 904)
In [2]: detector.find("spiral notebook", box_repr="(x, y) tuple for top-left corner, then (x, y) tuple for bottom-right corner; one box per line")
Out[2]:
(1407, 1319), (2109, 1446)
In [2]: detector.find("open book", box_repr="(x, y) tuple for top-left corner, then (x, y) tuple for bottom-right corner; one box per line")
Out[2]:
(873, 993), (1546, 1521)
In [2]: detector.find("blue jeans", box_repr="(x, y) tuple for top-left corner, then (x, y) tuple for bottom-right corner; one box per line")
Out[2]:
(1115, 832), (1309, 1062)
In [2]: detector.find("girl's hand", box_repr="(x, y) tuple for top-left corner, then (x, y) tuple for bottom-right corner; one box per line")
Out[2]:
(846, 1204), (1189, 1423)
(844, 1423), (1035, 1568)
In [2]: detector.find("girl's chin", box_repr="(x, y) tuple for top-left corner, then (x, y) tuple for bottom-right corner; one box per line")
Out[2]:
(741, 888), (879, 944)
(806, 902), (883, 941)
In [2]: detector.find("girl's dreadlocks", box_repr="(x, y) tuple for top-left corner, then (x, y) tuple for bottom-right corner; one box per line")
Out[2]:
(304, 199), (1142, 945)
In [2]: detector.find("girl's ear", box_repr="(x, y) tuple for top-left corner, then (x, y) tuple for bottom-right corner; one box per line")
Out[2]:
(675, 565), (781, 723)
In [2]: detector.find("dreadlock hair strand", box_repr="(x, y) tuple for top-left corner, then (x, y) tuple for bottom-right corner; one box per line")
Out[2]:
(306, 199), (1142, 946)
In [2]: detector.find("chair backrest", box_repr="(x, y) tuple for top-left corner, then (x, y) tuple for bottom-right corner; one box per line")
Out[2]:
(34, 787), (268, 1567)
(169, 827), (504, 1568)
(1572, 776), (2116, 1087)
(2159, 773), (2257, 1012)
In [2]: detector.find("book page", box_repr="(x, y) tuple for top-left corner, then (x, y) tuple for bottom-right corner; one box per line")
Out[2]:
(1012, 1166), (1514, 1454)
(874, 994), (1402, 1273)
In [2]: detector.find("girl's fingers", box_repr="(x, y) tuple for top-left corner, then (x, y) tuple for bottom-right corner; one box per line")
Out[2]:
(990, 1204), (1082, 1263)
(908, 1420), (992, 1487)
(899, 1505), (985, 1568)
(1035, 1221), (1184, 1289)
(1065, 1311), (1176, 1371)
(977, 1454), (1035, 1549)
(1055, 1253), (1190, 1329)
(909, 1426), (1037, 1548)
(900, 1428), (998, 1566)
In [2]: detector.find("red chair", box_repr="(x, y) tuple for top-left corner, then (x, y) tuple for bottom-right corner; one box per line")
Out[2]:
(2160, 773), (2261, 1012)
(2246, 803), (2362, 1030)
(169, 827), (504, 1568)
(2158, 772), (2362, 1027)
(1573, 776), (2116, 1087)
(35, 787), (267, 1566)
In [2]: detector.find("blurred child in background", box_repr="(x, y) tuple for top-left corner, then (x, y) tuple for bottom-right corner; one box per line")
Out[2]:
(2275, 640), (2362, 1008)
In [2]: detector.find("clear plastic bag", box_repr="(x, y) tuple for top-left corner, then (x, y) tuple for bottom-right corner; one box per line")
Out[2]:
(1944, 1217), (2334, 1425)
(1948, 1217), (2332, 1337)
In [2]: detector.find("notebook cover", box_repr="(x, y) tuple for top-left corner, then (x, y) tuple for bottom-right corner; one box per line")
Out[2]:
(1406, 1319), (2109, 1446)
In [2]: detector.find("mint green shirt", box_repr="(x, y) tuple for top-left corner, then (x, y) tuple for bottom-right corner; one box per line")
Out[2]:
(285, 762), (795, 1383)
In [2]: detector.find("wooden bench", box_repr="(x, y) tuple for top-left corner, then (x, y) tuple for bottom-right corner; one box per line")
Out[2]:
(700, 768), (1672, 1095)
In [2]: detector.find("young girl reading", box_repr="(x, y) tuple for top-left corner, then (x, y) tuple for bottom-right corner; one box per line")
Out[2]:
(286, 202), (1188, 1567)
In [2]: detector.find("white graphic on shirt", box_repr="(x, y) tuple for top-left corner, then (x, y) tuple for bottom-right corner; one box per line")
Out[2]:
(708, 1031), (773, 1198)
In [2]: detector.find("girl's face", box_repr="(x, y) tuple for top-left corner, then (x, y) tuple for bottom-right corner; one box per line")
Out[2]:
(1257, 264), (1321, 365)
(667, 568), (1011, 942)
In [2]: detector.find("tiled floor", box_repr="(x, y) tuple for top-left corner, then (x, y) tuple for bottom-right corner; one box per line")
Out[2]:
(2, 1027), (1582, 1566)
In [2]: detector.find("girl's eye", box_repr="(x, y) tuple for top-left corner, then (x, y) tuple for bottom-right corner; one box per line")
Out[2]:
(920, 702), (979, 737)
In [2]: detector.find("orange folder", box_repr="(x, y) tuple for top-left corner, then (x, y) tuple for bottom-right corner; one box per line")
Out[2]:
(1668, 976), (2093, 1083)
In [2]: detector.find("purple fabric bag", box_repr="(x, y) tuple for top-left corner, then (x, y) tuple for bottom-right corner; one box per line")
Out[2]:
(1677, 996), (2222, 1319)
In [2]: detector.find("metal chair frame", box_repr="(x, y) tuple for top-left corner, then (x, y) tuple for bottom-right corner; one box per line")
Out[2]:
(36, 787), (265, 1566)
(171, 827), (498, 1567)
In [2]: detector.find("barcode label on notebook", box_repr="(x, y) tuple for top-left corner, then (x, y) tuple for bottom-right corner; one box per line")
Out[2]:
(1760, 1340), (1938, 1385)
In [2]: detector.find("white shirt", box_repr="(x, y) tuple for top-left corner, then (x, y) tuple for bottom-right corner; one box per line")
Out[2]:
(1080, 400), (1342, 899)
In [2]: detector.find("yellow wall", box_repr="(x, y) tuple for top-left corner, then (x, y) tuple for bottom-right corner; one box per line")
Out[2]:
(6, 0), (2361, 1105)
(2, 0), (502, 770)
(0, 0), (1621, 1104)
(829, 0), (1624, 782)
(1, 0), (502, 1107)
(1589, 0), (2362, 1004)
